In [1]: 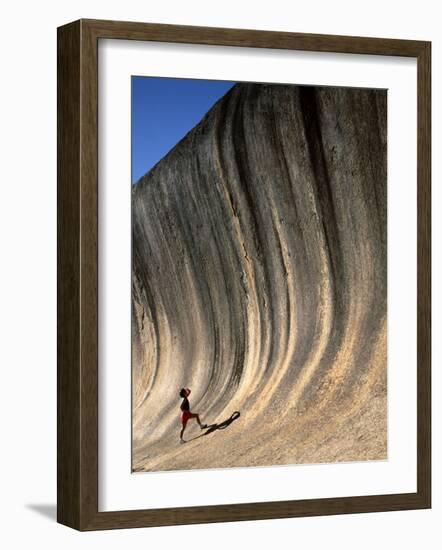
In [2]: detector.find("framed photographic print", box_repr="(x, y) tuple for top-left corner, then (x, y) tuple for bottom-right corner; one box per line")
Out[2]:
(57, 19), (431, 530)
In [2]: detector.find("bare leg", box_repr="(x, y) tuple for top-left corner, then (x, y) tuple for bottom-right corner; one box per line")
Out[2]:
(180, 424), (186, 442)
(192, 413), (207, 429)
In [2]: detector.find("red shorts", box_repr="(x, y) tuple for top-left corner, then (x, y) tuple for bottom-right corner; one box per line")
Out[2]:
(181, 410), (193, 426)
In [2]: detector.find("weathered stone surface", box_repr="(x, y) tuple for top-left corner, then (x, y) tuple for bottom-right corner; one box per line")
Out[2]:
(132, 83), (387, 472)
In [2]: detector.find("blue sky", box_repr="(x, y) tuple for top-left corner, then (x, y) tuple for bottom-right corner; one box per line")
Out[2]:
(131, 77), (235, 183)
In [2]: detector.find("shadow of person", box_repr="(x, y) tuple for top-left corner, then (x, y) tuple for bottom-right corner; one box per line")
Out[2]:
(186, 411), (241, 442)
(203, 411), (241, 435)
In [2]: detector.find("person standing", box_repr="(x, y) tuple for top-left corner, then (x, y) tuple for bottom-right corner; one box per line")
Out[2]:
(179, 388), (207, 443)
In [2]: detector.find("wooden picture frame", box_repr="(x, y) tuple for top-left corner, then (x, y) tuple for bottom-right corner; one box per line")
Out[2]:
(57, 18), (431, 531)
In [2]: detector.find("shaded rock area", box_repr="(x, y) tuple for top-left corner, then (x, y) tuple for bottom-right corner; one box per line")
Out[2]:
(131, 83), (387, 472)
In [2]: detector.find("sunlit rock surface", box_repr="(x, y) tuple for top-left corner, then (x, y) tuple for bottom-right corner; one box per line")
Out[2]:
(132, 83), (387, 472)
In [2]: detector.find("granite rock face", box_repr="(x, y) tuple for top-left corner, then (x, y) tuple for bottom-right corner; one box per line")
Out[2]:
(132, 83), (387, 472)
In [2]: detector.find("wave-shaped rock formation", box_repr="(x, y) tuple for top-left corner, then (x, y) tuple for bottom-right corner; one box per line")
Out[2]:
(132, 83), (387, 472)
